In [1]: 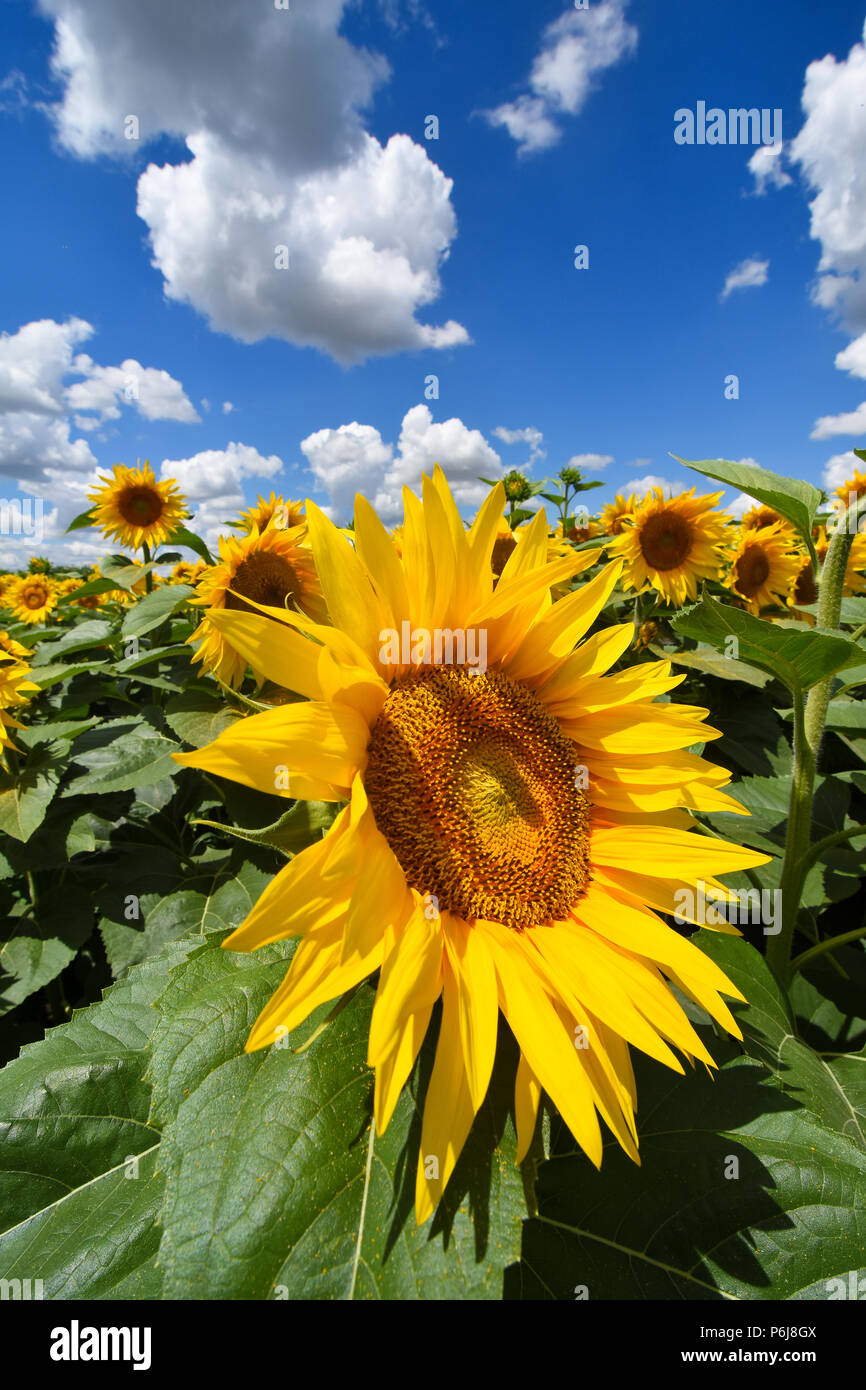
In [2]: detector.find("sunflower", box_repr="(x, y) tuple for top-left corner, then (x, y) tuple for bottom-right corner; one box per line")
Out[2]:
(741, 504), (795, 538)
(88, 461), (187, 553)
(169, 560), (207, 587)
(726, 524), (803, 614)
(599, 493), (636, 536)
(786, 555), (819, 623)
(555, 517), (602, 545)
(834, 467), (866, 509)
(189, 524), (329, 688)
(6, 575), (58, 625)
(0, 654), (39, 766)
(609, 487), (731, 607)
(174, 469), (767, 1223)
(238, 492), (305, 534)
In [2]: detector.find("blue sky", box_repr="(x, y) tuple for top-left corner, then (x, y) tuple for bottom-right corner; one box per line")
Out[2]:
(1, 0), (865, 564)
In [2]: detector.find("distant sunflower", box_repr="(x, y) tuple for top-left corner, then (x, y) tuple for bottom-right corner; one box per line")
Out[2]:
(787, 555), (819, 621)
(812, 524), (866, 597)
(0, 655), (39, 766)
(741, 504), (795, 538)
(834, 467), (866, 509)
(599, 494), (636, 536)
(238, 492), (305, 534)
(170, 560), (207, 586)
(7, 575), (58, 625)
(88, 462), (187, 553)
(727, 524), (802, 614)
(0, 631), (30, 660)
(189, 524), (328, 688)
(610, 487), (730, 606)
(556, 517), (602, 545)
(175, 469), (767, 1224)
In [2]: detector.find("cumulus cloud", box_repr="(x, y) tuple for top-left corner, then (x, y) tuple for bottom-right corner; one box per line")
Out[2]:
(810, 401), (866, 440)
(65, 357), (200, 424)
(483, 1), (638, 156)
(493, 425), (546, 465)
(747, 143), (793, 195)
(822, 450), (863, 494)
(37, 0), (468, 365)
(622, 474), (682, 498)
(566, 452), (614, 472)
(719, 257), (769, 300)
(155, 443), (283, 550)
(788, 21), (866, 373)
(301, 405), (504, 523)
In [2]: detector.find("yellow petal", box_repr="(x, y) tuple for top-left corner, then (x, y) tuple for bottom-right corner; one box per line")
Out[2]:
(205, 609), (323, 698)
(443, 914), (498, 1111)
(415, 956), (477, 1223)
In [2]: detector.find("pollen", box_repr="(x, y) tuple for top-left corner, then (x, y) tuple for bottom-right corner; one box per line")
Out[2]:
(364, 667), (591, 928)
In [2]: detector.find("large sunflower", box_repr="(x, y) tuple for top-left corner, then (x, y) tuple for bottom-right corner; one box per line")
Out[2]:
(88, 462), (187, 553)
(610, 487), (731, 606)
(189, 524), (329, 688)
(726, 523), (802, 614)
(175, 469), (767, 1223)
(6, 575), (58, 625)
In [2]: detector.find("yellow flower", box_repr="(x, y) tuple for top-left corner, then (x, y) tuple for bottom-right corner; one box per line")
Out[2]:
(88, 461), (187, 553)
(834, 467), (866, 509)
(238, 492), (305, 534)
(0, 630), (31, 660)
(786, 555), (819, 623)
(635, 619), (660, 651)
(812, 525), (866, 597)
(0, 654), (39, 766)
(599, 494), (636, 535)
(727, 524), (803, 614)
(740, 504), (795, 539)
(610, 487), (731, 606)
(169, 560), (207, 586)
(189, 524), (328, 688)
(6, 575), (59, 625)
(175, 468), (767, 1223)
(555, 517), (602, 544)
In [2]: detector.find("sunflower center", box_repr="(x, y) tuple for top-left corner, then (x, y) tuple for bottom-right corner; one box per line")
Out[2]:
(794, 563), (818, 606)
(639, 512), (693, 571)
(735, 544), (770, 595)
(225, 550), (301, 614)
(119, 487), (164, 527)
(364, 667), (591, 928)
(24, 588), (45, 608)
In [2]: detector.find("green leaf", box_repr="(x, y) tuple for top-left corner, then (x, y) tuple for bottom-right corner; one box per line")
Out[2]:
(0, 938), (197, 1297)
(821, 699), (866, 731)
(194, 799), (338, 856)
(653, 642), (770, 688)
(30, 619), (115, 662)
(155, 937), (527, 1299)
(672, 591), (860, 694)
(65, 508), (96, 533)
(65, 725), (180, 796)
(28, 659), (111, 686)
(0, 883), (94, 1014)
(673, 455), (822, 548)
(0, 741), (67, 843)
(121, 585), (195, 639)
(164, 689), (245, 748)
(164, 525), (214, 566)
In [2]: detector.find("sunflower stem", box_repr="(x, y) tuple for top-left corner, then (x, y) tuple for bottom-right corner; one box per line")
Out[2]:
(768, 495), (863, 985)
(142, 542), (153, 594)
(790, 924), (866, 976)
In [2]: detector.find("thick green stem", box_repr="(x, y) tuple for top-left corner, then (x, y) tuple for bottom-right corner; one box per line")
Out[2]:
(767, 499), (862, 983)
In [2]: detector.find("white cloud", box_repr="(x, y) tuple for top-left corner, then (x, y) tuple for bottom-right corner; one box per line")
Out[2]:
(493, 425), (546, 465)
(222, 401), (234, 414)
(160, 442), (282, 502)
(823, 450), (862, 493)
(38, 0), (468, 365)
(566, 452), (614, 472)
(788, 22), (866, 367)
(0, 317), (90, 415)
(835, 333), (866, 379)
(811, 401), (866, 439)
(720, 257), (769, 301)
(622, 474), (682, 498)
(483, 1), (637, 156)
(747, 143), (792, 195)
(64, 357), (199, 424)
(301, 404), (504, 523)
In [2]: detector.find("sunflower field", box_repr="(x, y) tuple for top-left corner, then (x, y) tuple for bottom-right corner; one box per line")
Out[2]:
(0, 451), (864, 1304)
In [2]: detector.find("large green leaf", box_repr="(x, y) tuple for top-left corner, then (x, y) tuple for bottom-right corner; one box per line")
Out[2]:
(0, 883), (94, 1014)
(509, 934), (866, 1299)
(163, 525), (214, 567)
(0, 740), (68, 843)
(672, 593), (861, 694)
(0, 939), (197, 1297)
(121, 585), (195, 639)
(652, 643), (770, 689)
(64, 724), (181, 795)
(155, 936), (527, 1299)
(164, 688), (245, 748)
(674, 456), (822, 547)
